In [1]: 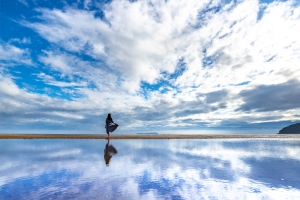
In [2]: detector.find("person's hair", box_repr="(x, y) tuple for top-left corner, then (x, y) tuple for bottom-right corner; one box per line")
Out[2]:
(107, 113), (112, 120)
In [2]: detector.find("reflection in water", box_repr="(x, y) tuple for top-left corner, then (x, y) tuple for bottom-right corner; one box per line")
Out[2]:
(104, 138), (118, 166)
(0, 139), (300, 199)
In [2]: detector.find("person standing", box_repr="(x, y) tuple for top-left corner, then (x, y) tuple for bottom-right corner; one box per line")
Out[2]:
(105, 113), (118, 138)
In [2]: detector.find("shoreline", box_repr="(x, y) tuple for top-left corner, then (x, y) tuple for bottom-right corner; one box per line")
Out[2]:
(0, 134), (300, 139)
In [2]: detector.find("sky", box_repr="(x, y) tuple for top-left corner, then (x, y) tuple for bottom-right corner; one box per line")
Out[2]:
(0, 0), (300, 134)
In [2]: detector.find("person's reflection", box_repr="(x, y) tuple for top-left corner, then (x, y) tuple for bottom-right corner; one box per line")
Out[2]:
(104, 138), (117, 166)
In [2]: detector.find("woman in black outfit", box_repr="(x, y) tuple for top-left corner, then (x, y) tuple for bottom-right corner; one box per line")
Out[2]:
(105, 113), (118, 138)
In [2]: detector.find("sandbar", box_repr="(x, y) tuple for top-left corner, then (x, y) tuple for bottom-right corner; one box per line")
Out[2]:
(0, 134), (300, 139)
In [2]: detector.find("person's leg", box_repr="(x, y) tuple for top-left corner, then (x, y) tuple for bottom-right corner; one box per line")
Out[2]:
(106, 127), (110, 138)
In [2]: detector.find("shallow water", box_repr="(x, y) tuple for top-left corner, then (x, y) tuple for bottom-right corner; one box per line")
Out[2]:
(0, 139), (300, 199)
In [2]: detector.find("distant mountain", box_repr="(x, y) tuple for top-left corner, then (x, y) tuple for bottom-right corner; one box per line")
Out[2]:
(278, 123), (300, 134)
(137, 132), (158, 134)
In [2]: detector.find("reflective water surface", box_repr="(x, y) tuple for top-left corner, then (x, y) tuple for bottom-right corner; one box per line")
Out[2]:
(1, 139), (300, 199)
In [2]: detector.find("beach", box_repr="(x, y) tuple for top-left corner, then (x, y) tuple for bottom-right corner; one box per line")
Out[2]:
(0, 134), (299, 139)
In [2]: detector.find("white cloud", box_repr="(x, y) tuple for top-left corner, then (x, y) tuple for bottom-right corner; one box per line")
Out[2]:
(0, 42), (33, 67)
(84, 0), (92, 9)
(36, 72), (88, 87)
(0, 74), (23, 97)
(17, 0), (28, 7)
(9, 37), (31, 44)
(27, 0), (300, 90)
(1, 0), (300, 131)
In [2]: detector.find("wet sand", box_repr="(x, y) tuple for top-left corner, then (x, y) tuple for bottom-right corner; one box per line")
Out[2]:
(0, 134), (299, 139)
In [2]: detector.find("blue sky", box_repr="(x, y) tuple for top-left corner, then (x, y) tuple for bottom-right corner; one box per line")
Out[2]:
(0, 0), (300, 134)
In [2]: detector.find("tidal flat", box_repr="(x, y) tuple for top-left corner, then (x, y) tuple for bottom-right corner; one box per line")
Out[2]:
(1, 133), (300, 139)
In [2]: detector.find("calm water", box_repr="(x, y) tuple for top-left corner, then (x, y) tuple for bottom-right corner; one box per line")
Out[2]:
(0, 139), (300, 200)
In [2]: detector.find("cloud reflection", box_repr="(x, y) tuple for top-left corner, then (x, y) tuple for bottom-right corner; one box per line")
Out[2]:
(0, 139), (300, 199)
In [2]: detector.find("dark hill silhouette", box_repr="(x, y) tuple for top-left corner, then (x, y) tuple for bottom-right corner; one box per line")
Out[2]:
(278, 123), (300, 134)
